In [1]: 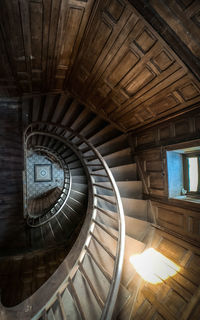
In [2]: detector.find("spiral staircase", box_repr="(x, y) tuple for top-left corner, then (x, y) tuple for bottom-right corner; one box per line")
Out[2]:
(0, 93), (154, 320)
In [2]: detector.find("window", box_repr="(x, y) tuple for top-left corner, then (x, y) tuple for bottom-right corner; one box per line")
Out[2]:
(166, 144), (200, 201)
(183, 153), (200, 195)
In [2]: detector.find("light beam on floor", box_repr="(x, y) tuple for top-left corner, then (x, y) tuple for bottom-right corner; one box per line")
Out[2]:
(129, 248), (180, 284)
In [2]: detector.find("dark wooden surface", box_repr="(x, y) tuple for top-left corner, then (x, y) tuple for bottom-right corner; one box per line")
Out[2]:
(130, 0), (200, 81)
(0, 101), (26, 252)
(0, 0), (94, 96)
(0, 246), (67, 307)
(130, 227), (200, 320)
(131, 108), (200, 243)
(0, 0), (200, 132)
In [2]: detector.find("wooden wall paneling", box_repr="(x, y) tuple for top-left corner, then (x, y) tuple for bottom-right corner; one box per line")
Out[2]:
(132, 111), (200, 245)
(18, 0), (33, 92)
(131, 228), (200, 320)
(130, 0), (200, 83)
(0, 31), (18, 97)
(32, 96), (42, 122)
(0, 0), (200, 133)
(42, 0), (62, 90)
(0, 0), (59, 94)
(134, 109), (200, 150)
(0, 0), (26, 95)
(51, 93), (69, 123)
(135, 148), (166, 197)
(69, 0), (133, 96)
(40, 94), (56, 122)
(152, 202), (200, 242)
(85, 7), (141, 110)
(150, 0), (200, 58)
(68, 0), (200, 132)
(0, 102), (26, 249)
(29, 0), (43, 91)
(53, 0), (95, 91)
(114, 73), (200, 131)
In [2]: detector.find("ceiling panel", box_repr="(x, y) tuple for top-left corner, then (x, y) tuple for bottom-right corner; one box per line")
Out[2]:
(0, 0), (200, 132)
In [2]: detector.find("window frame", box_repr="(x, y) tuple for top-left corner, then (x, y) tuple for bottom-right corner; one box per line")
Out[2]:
(183, 152), (200, 197)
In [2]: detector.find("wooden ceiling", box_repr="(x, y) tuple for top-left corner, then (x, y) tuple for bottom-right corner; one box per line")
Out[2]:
(0, 0), (200, 132)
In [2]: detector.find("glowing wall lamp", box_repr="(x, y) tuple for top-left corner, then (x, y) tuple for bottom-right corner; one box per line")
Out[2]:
(130, 248), (180, 284)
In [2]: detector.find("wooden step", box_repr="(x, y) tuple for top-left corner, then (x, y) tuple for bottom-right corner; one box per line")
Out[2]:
(82, 253), (130, 316)
(96, 211), (150, 242)
(61, 287), (81, 319)
(68, 161), (83, 170)
(70, 108), (92, 132)
(67, 196), (86, 215)
(70, 190), (87, 204)
(89, 125), (120, 147)
(62, 204), (80, 223)
(117, 181), (142, 198)
(94, 181), (142, 198)
(72, 269), (102, 320)
(71, 183), (88, 194)
(72, 175), (87, 184)
(110, 163), (137, 181)
(69, 167), (85, 175)
(79, 117), (104, 139)
(96, 134), (129, 156)
(96, 195), (148, 221)
(103, 148), (133, 167)
(61, 100), (80, 127)
(121, 197), (148, 221)
(91, 222), (145, 287)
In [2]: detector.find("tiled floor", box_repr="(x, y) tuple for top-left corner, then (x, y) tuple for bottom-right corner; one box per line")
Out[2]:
(26, 150), (64, 199)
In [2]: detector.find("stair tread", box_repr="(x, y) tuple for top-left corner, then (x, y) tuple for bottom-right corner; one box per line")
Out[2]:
(61, 287), (81, 320)
(96, 194), (146, 214)
(92, 221), (145, 287)
(73, 269), (102, 320)
(94, 181), (142, 198)
(96, 210), (150, 241)
(82, 253), (130, 316)
(96, 134), (129, 156)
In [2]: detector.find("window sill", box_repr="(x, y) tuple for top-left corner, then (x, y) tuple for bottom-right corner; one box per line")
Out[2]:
(170, 195), (200, 204)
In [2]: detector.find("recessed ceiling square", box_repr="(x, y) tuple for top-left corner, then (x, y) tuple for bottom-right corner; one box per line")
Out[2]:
(34, 164), (52, 182)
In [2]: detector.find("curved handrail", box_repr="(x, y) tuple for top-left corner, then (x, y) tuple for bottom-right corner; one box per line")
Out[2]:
(26, 146), (72, 227)
(26, 122), (125, 320)
(1, 121), (125, 320)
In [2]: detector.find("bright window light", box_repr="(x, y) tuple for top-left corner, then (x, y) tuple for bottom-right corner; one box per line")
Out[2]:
(130, 248), (180, 284)
(188, 157), (198, 192)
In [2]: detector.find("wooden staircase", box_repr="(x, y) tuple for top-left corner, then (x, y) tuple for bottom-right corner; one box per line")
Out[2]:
(1, 94), (153, 319)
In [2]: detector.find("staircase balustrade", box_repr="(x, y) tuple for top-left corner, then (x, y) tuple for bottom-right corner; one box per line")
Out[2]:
(0, 121), (125, 320)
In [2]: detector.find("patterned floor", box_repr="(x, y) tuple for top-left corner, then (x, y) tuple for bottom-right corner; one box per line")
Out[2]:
(26, 150), (64, 199)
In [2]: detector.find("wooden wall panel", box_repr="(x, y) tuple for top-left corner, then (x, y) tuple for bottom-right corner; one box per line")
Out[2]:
(152, 202), (200, 242)
(135, 148), (166, 198)
(133, 108), (200, 150)
(131, 229), (200, 320)
(0, 101), (27, 250)
(68, 0), (200, 132)
(150, 0), (200, 58)
(132, 109), (200, 243)
(0, 0), (94, 96)
(0, 0), (200, 133)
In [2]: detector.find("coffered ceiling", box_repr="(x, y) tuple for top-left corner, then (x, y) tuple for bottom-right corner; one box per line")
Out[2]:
(0, 0), (200, 132)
